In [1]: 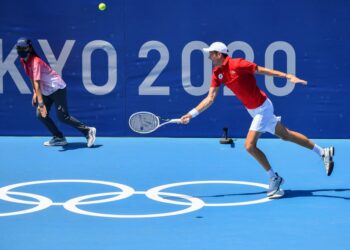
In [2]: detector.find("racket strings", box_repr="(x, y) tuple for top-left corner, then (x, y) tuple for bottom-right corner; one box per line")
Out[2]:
(129, 113), (159, 133)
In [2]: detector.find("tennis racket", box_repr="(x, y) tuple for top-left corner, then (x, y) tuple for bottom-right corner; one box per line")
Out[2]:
(129, 111), (181, 134)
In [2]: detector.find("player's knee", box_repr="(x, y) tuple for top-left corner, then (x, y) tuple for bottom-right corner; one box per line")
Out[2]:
(245, 142), (257, 154)
(280, 134), (289, 141)
(279, 129), (291, 141)
(276, 125), (291, 141)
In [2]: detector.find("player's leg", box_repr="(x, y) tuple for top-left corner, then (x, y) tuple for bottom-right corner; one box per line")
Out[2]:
(274, 122), (314, 149)
(52, 88), (96, 147)
(274, 122), (334, 176)
(36, 95), (67, 146)
(246, 99), (286, 196)
(245, 130), (284, 197)
(245, 130), (271, 171)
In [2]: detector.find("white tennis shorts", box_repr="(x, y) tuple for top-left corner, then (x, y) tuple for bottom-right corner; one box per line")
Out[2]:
(246, 98), (281, 134)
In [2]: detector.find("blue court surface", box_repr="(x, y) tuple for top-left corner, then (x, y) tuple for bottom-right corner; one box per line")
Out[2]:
(0, 137), (349, 250)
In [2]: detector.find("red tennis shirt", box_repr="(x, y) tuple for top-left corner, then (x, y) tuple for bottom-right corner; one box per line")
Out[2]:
(20, 55), (66, 96)
(211, 57), (267, 109)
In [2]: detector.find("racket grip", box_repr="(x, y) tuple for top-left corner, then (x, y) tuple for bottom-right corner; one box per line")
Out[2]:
(170, 119), (182, 124)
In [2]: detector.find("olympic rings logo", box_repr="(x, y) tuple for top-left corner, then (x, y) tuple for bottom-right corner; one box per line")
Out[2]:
(0, 179), (273, 218)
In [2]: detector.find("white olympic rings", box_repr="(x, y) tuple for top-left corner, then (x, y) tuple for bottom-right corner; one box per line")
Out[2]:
(64, 191), (205, 218)
(0, 179), (273, 218)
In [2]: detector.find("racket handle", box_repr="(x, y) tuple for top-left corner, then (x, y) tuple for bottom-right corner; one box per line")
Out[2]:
(170, 118), (182, 124)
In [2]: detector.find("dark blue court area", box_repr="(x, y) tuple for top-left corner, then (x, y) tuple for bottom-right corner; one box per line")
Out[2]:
(0, 137), (349, 250)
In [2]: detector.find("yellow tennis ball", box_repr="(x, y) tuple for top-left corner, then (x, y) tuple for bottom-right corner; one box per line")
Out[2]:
(98, 3), (106, 11)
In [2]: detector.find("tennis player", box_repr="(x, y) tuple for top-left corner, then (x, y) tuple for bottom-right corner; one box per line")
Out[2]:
(16, 38), (96, 147)
(180, 42), (335, 197)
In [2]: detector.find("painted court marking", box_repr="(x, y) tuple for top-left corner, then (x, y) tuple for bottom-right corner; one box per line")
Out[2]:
(0, 179), (274, 218)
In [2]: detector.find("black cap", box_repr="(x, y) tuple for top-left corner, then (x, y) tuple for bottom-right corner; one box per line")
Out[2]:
(16, 38), (32, 48)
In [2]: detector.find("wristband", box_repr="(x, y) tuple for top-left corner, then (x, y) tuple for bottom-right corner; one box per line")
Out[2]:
(189, 108), (199, 118)
(38, 101), (44, 107)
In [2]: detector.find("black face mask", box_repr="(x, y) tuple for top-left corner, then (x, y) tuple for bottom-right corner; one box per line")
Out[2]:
(17, 50), (30, 59)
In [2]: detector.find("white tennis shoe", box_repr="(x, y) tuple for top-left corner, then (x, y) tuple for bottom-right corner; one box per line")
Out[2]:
(43, 137), (68, 146)
(322, 146), (335, 176)
(267, 173), (284, 197)
(87, 127), (96, 148)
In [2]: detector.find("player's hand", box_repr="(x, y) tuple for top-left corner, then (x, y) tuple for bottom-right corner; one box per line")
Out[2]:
(38, 105), (48, 118)
(287, 74), (307, 85)
(180, 114), (191, 124)
(32, 94), (37, 106)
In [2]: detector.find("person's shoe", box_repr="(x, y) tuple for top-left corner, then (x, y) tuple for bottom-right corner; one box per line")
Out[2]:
(43, 137), (68, 146)
(322, 147), (335, 176)
(86, 127), (96, 148)
(267, 173), (284, 197)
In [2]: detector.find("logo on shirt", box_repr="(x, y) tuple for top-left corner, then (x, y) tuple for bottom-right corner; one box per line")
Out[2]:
(218, 73), (223, 80)
(231, 70), (236, 75)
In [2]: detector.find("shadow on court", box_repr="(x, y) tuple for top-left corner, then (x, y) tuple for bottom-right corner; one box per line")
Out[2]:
(167, 188), (350, 200)
(283, 188), (350, 200)
(59, 143), (103, 151)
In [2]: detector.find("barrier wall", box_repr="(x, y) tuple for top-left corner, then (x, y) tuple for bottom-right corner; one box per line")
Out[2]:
(1, 0), (349, 138)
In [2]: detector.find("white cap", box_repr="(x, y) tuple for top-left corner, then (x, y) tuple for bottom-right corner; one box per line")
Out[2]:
(203, 42), (228, 54)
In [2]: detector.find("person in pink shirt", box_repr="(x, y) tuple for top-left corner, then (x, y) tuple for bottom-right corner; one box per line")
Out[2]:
(180, 42), (335, 197)
(16, 38), (96, 147)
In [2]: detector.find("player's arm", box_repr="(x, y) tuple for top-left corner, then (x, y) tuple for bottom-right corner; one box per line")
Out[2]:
(256, 66), (307, 85)
(31, 79), (47, 117)
(30, 79), (44, 105)
(30, 79), (39, 106)
(180, 86), (219, 124)
(29, 79), (37, 106)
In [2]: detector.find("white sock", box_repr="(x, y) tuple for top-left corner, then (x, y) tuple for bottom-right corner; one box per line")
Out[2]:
(312, 144), (324, 157)
(267, 169), (276, 179)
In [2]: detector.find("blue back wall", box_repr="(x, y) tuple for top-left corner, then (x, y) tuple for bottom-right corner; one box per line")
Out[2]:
(0, 0), (349, 138)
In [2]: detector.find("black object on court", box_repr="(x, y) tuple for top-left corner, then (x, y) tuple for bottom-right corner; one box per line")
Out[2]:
(220, 127), (234, 145)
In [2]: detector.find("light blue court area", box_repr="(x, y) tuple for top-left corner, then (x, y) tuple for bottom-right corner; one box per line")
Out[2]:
(0, 137), (349, 250)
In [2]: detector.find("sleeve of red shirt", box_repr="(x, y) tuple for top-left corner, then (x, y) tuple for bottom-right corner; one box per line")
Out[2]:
(235, 58), (257, 74)
(210, 70), (221, 88)
(31, 57), (42, 81)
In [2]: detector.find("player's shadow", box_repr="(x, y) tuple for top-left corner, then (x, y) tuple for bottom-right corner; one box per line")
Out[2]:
(283, 188), (350, 200)
(192, 188), (350, 200)
(197, 191), (266, 198)
(164, 191), (267, 201)
(58, 143), (103, 151)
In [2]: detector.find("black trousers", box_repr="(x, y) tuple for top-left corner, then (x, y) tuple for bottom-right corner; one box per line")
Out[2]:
(37, 88), (89, 138)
